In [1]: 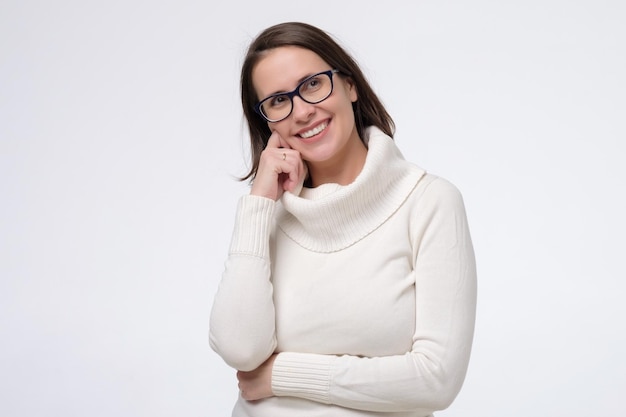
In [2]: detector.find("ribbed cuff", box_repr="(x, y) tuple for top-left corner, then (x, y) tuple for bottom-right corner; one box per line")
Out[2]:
(272, 352), (333, 403)
(229, 195), (275, 259)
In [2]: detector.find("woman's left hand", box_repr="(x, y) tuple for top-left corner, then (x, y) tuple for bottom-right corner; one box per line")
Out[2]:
(236, 354), (278, 401)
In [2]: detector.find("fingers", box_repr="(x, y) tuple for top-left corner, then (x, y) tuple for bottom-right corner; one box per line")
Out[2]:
(250, 131), (306, 200)
(235, 354), (277, 401)
(236, 369), (264, 401)
(270, 131), (304, 187)
(266, 130), (291, 150)
(281, 153), (307, 193)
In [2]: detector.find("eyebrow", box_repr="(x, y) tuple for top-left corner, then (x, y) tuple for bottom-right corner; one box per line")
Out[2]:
(265, 71), (322, 97)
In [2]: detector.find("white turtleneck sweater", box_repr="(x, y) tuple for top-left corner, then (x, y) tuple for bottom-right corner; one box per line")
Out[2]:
(209, 127), (477, 417)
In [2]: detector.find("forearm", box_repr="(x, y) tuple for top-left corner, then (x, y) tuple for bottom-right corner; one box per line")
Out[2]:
(209, 195), (278, 371)
(271, 343), (472, 413)
(209, 254), (277, 371)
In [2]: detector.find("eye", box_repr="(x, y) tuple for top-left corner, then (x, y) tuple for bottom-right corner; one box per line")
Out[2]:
(302, 76), (323, 92)
(268, 94), (290, 108)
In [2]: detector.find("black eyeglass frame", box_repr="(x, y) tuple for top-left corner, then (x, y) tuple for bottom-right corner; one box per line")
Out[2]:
(254, 69), (340, 123)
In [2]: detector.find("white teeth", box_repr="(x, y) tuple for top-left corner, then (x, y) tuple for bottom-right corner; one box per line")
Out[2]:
(300, 122), (328, 139)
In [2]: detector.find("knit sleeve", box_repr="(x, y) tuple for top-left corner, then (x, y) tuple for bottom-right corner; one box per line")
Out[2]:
(209, 194), (278, 372)
(271, 178), (477, 413)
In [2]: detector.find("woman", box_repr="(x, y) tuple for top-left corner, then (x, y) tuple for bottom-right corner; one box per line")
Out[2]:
(209, 22), (477, 417)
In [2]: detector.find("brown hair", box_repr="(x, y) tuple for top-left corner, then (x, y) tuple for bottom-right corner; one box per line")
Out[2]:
(240, 22), (395, 182)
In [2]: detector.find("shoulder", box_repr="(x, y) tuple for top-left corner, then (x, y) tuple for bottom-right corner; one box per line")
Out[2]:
(411, 173), (465, 206)
(423, 174), (464, 200)
(406, 174), (472, 250)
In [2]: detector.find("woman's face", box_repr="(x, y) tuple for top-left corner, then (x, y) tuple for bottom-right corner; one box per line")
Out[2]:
(252, 46), (360, 167)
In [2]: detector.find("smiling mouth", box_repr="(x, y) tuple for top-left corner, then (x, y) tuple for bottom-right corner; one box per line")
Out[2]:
(298, 121), (329, 139)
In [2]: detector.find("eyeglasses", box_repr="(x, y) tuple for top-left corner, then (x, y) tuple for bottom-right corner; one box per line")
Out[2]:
(254, 69), (340, 123)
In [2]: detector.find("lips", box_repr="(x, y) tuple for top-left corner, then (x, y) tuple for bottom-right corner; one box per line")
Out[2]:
(298, 121), (329, 139)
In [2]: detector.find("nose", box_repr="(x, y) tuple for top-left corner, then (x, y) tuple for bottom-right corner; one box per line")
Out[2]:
(291, 96), (315, 121)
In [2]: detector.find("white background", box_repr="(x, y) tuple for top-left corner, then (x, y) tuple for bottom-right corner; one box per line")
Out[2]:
(1, 0), (625, 416)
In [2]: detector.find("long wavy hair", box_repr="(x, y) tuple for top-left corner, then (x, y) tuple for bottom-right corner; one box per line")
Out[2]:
(240, 22), (395, 182)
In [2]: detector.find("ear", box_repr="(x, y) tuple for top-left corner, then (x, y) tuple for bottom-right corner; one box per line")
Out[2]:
(345, 77), (358, 102)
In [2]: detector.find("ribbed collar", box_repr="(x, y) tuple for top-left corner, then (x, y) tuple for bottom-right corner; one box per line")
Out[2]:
(276, 126), (426, 253)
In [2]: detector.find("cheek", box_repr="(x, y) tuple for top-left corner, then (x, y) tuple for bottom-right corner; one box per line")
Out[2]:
(338, 96), (357, 120)
(272, 123), (288, 135)
(271, 122), (298, 144)
(339, 80), (357, 103)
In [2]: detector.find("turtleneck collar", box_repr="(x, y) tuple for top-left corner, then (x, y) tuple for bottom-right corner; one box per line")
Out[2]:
(276, 126), (426, 253)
